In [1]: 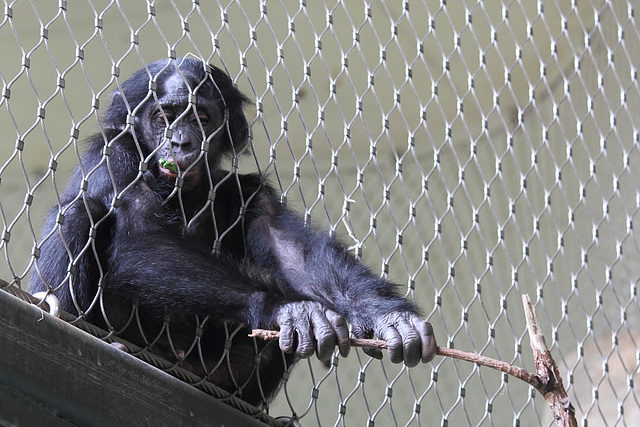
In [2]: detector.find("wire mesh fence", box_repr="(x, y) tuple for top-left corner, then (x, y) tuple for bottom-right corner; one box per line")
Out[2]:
(0, 1), (638, 426)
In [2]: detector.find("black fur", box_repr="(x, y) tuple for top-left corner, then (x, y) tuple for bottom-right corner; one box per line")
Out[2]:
(30, 58), (435, 406)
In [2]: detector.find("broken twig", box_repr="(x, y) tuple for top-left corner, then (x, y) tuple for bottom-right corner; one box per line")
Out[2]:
(249, 329), (542, 387)
(522, 295), (577, 426)
(250, 294), (578, 426)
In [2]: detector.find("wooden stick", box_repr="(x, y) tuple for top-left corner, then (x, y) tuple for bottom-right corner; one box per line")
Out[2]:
(522, 295), (577, 426)
(249, 329), (542, 388)
(251, 296), (578, 426)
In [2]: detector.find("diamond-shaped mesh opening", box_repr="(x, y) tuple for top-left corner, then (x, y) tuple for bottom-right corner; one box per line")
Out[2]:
(1, 1), (639, 425)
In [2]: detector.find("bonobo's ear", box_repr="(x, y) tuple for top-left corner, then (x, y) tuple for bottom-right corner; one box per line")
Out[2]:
(204, 63), (251, 156)
(102, 62), (163, 132)
(225, 108), (249, 155)
(103, 90), (128, 131)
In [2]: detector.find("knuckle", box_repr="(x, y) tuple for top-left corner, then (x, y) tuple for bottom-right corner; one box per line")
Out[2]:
(280, 338), (293, 352)
(424, 322), (434, 336)
(297, 342), (314, 358)
(387, 335), (402, 350)
(404, 336), (420, 352)
(403, 330), (420, 343)
(325, 309), (343, 322)
(315, 328), (334, 344)
(334, 318), (348, 330)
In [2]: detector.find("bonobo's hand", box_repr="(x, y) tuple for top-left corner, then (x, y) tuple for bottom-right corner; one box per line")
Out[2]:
(275, 301), (350, 361)
(354, 311), (437, 367)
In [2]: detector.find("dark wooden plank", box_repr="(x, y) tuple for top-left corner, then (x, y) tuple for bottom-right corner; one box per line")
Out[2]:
(0, 289), (270, 427)
(0, 383), (75, 427)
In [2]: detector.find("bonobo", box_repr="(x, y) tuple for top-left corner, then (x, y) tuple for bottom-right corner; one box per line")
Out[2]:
(30, 58), (437, 405)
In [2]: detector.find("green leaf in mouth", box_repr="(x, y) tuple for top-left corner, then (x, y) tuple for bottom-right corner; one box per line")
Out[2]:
(159, 158), (179, 174)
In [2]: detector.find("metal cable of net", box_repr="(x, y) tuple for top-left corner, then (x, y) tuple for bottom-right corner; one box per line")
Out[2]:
(1, 1), (639, 426)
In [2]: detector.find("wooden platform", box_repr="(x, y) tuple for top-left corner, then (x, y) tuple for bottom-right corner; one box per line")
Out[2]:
(0, 289), (273, 427)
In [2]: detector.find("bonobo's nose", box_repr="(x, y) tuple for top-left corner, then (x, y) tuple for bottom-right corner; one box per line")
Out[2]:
(170, 129), (193, 150)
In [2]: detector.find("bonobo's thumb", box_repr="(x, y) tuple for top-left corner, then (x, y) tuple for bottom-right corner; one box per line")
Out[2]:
(353, 324), (383, 360)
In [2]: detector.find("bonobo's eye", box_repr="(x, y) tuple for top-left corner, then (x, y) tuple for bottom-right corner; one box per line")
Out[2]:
(195, 113), (209, 126)
(153, 110), (174, 126)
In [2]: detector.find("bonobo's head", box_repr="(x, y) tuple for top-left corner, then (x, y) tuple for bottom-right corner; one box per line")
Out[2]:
(105, 58), (250, 189)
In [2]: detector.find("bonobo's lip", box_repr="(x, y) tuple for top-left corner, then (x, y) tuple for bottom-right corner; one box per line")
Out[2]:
(158, 158), (199, 181)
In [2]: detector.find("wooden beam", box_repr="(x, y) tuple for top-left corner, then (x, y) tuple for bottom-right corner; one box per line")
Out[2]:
(0, 289), (273, 427)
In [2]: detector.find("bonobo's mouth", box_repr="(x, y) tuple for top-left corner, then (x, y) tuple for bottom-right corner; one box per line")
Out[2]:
(158, 158), (200, 183)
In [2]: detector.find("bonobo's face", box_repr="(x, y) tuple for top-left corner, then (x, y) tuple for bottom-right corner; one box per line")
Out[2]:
(108, 59), (248, 191)
(143, 72), (224, 189)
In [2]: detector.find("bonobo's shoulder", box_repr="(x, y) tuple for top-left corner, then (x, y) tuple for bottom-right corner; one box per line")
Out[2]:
(215, 171), (275, 196)
(83, 129), (141, 161)
(239, 172), (274, 191)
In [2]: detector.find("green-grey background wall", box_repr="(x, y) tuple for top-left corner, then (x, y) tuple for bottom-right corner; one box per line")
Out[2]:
(1, 1), (638, 425)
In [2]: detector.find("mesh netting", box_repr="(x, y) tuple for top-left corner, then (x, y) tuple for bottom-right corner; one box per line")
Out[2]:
(1, 1), (639, 425)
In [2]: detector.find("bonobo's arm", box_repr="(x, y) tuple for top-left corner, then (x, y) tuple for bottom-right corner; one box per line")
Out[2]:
(245, 186), (437, 366)
(104, 226), (349, 361)
(29, 131), (132, 316)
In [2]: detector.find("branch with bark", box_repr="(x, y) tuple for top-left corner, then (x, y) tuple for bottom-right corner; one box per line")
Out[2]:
(250, 294), (577, 426)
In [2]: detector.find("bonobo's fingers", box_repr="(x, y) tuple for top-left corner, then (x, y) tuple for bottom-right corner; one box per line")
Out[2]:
(278, 322), (296, 354)
(295, 316), (315, 359)
(275, 301), (347, 360)
(310, 308), (336, 361)
(410, 315), (437, 363)
(275, 303), (298, 354)
(374, 311), (437, 366)
(391, 315), (421, 367)
(374, 313), (405, 364)
(324, 309), (350, 358)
